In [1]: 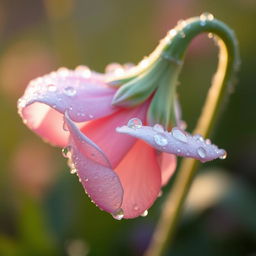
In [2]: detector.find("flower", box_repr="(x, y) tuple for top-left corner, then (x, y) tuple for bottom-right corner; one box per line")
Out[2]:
(18, 65), (177, 219)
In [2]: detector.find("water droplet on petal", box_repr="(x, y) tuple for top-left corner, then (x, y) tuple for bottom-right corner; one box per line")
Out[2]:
(89, 114), (94, 119)
(47, 84), (57, 92)
(172, 128), (188, 143)
(154, 133), (168, 146)
(158, 190), (163, 197)
(62, 146), (71, 158)
(197, 147), (207, 158)
(127, 118), (142, 129)
(141, 210), (148, 217)
(70, 168), (77, 174)
(194, 134), (204, 142)
(58, 67), (69, 76)
(75, 65), (91, 78)
(105, 63), (124, 75)
(219, 150), (227, 159)
(153, 124), (164, 132)
(112, 208), (124, 220)
(64, 86), (76, 97)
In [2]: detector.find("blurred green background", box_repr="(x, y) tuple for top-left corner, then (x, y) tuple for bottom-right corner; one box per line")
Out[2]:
(0, 0), (256, 255)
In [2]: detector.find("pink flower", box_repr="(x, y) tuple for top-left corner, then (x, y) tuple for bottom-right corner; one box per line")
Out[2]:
(18, 66), (177, 219)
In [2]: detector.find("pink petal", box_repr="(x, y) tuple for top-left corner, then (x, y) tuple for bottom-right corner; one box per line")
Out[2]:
(18, 67), (118, 146)
(158, 153), (176, 186)
(81, 102), (149, 168)
(64, 113), (124, 214)
(115, 140), (161, 219)
(116, 125), (227, 163)
(21, 103), (68, 146)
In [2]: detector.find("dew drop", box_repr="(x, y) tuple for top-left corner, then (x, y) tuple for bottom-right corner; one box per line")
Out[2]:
(58, 67), (69, 76)
(168, 29), (177, 37)
(64, 86), (76, 97)
(70, 168), (77, 174)
(47, 84), (57, 92)
(105, 63), (123, 75)
(197, 147), (207, 158)
(172, 128), (188, 143)
(200, 12), (214, 21)
(158, 190), (163, 197)
(112, 208), (124, 220)
(141, 210), (148, 217)
(75, 65), (91, 78)
(194, 134), (204, 142)
(89, 114), (94, 119)
(219, 150), (227, 159)
(127, 118), (142, 129)
(208, 33), (213, 39)
(139, 58), (149, 68)
(153, 124), (164, 132)
(177, 19), (187, 27)
(200, 12), (214, 26)
(18, 98), (26, 108)
(154, 133), (168, 146)
(62, 146), (71, 158)
(85, 178), (89, 182)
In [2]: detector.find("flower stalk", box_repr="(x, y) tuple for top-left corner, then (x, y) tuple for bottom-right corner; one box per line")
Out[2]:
(144, 14), (240, 256)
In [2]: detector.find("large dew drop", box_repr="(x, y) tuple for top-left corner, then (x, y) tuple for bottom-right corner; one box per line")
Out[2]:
(153, 124), (164, 132)
(64, 86), (77, 97)
(197, 147), (207, 158)
(141, 210), (148, 217)
(219, 151), (227, 159)
(127, 118), (142, 129)
(172, 128), (188, 143)
(112, 208), (124, 220)
(154, 133), (168, 146)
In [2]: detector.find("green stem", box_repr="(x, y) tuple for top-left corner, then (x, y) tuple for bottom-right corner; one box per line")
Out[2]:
(144, 14), (240, 256)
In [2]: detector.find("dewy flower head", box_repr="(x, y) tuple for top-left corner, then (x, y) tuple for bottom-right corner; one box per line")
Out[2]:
(17, 15), (231, 219)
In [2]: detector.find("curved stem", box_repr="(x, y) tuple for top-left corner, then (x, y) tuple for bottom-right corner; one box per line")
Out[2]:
(144, 15), (240, 256)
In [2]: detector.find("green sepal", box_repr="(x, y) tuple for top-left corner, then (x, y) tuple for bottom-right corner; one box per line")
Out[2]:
(112, 60), (169, 107)
(147, 65), (181, 130)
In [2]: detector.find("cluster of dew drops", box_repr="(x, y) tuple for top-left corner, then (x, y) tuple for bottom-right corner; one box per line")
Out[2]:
(60, 131), (149, 220)
(126, 118), (227, 161)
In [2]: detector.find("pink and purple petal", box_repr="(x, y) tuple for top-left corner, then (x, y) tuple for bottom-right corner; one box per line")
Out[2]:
(81, 102), (149, 168)
(115, 140), (161, 219)
(116, 123), (227, 163)
(18, 67), (118, 146)
(64, 113), (124, 214)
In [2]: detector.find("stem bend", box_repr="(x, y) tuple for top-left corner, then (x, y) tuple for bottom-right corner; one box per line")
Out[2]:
(144, 13), (240, 256)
